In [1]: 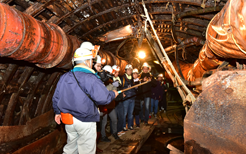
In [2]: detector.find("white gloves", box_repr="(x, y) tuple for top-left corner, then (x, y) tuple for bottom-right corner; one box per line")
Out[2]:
(112, 80), (120, 87)
(134, 78), (139, 82)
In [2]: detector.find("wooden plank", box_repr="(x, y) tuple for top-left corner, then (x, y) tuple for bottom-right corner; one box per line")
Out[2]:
(41, 73), (61, 114)
(98, 118), (157, 154)
(0, 64), (18, 103)
(18, 72), (46, 125)
(0, 110), (55, 143)
(34, 72), (60, 117)
(3, 67), (34, 126)
(12, 128), (66, 154)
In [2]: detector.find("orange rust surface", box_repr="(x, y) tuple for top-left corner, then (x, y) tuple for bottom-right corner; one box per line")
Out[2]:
(0, 3), (129, 71)
(187, 0), (246, 81)
(0, 3), (73, 69)
(184, 71), (246, 154)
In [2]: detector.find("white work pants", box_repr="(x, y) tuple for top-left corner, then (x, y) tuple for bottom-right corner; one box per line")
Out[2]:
(63, 117), (96, 154)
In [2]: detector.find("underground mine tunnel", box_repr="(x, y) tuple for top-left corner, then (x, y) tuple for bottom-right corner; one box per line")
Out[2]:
(0, 0), (246, 153)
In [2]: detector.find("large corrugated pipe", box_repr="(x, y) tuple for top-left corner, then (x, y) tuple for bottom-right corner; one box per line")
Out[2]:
(0, 3), (75, 69)
(187, 43), (221, 81)
(0, 3), (129, 72)
(99, 51), (128, 76)
(187, 0), (246, 81)
(206, 0), (246, 59)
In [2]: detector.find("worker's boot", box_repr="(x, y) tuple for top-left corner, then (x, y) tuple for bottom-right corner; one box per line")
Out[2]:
(113, 133), (120, 140)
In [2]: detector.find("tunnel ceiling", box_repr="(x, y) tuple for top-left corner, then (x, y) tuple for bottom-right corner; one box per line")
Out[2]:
(0, 0), (232, 152)
(3, 0), (227, 64)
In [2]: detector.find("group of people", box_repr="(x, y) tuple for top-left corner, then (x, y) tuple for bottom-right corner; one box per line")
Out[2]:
(52, 42), (168, 154)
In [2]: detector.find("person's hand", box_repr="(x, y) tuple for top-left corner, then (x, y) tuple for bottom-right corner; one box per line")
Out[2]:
(55, 114), (61, 125)
(143, 77), (147, 82)
(134, 78), (139, 82)
(112, 90), (119, 98)
(112, 81), (119, 87)
(123, 93), (126, 98)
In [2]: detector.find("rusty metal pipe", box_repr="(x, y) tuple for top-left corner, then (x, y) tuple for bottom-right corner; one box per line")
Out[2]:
(0, 3), (128, 72)
(99, 50), (128, 76)
(0, 3), (73, 69)
(205, 0), (246, 59)
(187, 0), (246, 81)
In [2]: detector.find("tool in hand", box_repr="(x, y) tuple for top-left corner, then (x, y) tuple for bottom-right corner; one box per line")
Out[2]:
(118, 81), (149, 94)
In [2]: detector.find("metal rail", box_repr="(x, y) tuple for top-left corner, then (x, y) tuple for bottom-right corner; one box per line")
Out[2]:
(142, 0), (196, 112)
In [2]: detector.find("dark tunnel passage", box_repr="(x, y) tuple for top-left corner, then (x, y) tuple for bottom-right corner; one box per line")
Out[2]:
(0, 0), (246, 153)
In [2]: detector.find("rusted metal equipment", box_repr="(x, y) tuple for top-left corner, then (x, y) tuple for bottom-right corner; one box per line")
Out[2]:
(0, 3), (129, 72)
(0, 3), (74, 69)
(99, 51), (128, 76)
(187, 0), (246, 81)
(187, 45), (222, 81)
(206, 0), (246, 59)
(184, 70), (246, 154)
(167, 61), (194, 81)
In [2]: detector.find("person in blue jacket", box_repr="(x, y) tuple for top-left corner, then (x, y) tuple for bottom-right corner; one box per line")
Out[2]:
(121, 64), (136, 131)
(52, 42), (118, 154)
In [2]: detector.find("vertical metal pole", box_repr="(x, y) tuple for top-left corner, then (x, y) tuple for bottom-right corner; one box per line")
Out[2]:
(142, 1), (196, 110)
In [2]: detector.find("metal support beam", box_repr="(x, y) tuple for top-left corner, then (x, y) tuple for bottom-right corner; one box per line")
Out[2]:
(142, 1), (196, 112)
(66, 3), (132, 34)
(176, 6), (223, 19)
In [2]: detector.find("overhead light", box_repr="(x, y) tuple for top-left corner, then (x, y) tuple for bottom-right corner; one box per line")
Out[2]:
(138, 51), (146, 59)
(154, 60), (160, 64)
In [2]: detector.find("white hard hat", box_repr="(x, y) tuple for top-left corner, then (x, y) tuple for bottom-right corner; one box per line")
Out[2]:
(73, 48), (93, 61)
(103, 65), (113, 74)
(133, 68), (139, 74)
(80, 42), (94, 50)
(112, 65), (120, 72)
(80, 42), (100, 58)
(157, 74), (164, 78)
(142, 62), (150, 69)
(95, 55), (102, 64)
(125, 64), (133, 70)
